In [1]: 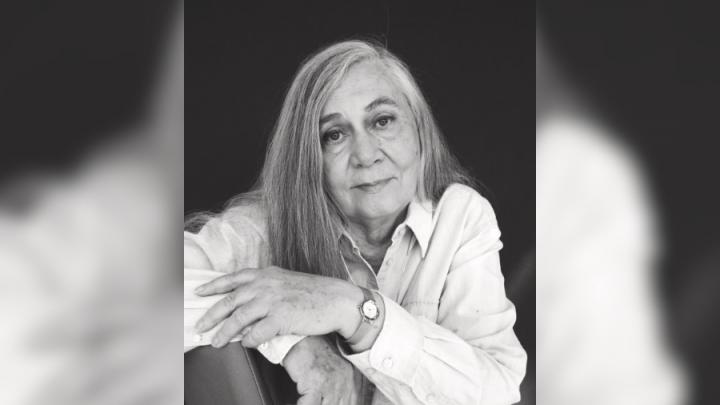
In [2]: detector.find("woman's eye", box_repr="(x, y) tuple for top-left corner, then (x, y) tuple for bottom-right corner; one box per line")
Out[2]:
(374, 115), (394, 129)
(322, 130), (343, 144)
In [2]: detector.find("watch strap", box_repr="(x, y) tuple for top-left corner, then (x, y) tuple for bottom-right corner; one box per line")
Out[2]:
(346, 287), (379, 345)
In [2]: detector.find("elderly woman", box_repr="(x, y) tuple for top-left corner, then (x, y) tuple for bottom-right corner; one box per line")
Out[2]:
(184, 40), (526, 404)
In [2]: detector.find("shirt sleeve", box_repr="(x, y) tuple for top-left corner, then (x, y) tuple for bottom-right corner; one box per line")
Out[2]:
(183, 215), (305, 363)
(339, 196), (527, 405)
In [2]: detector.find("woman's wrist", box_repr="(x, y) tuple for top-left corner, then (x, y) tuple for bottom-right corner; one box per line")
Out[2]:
(282, 336), (327, 372)
(283, 336), (311, 369)
(348, 291), (385, 353)
(334, 281), (364, 339)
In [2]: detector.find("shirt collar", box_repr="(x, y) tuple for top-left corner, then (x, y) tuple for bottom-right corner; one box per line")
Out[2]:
(403, 196), (434, 258)
(338, 197), (434, 259)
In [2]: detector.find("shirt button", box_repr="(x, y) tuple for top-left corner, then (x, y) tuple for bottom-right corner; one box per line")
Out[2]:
(259, 342), (268, 350)
(426, 393), (436, 403)
(365, 368), (375, 376)
(382, 356), (394, 369)
(193, 333), (202, 343)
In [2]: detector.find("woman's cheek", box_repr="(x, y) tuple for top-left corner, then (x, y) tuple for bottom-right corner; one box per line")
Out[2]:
(393, 130), (421, 169)
(323, 155), (349, 197)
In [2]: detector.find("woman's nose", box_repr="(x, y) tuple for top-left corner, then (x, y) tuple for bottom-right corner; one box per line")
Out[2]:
(349, 131), (382, 168)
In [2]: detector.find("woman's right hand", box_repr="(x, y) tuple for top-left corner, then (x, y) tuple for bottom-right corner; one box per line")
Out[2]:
(282, 335), (360, 405)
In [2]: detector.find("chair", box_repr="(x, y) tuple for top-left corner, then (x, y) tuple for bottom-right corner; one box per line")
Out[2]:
(185, 342), (298, 405)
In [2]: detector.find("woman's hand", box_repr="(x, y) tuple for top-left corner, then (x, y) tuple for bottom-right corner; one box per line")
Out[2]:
(194, 266), (363, 348)
(283, 336), (360, 405)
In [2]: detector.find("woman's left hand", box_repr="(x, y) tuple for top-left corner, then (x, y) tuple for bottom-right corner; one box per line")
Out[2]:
(194, 266), (362, 348)
(283, 336), (361, 405)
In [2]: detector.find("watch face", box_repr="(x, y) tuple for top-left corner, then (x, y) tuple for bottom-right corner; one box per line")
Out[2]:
(362, 300), (379, 320)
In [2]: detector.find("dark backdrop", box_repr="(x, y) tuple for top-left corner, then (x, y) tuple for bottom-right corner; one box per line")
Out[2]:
(186, 0), (535, 399)
(0, 1), (175, 182)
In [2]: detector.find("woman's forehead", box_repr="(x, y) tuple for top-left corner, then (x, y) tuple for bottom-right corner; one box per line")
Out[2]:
(322, 61), (404, 115)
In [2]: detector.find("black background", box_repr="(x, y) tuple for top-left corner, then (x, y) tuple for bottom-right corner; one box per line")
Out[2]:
(0, 1), (175, 181)
(186, 0), (536, 400)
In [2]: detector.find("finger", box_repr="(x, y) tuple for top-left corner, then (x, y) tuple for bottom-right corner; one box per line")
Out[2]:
(297, 391), (322, 405)
(211, 300), (269, 348)
(241, 316), (282, 348)
(195, 286), (256, 332)
(194, 268), (258, 296)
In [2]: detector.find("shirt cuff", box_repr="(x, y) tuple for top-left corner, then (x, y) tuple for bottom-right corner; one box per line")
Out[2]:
(259, 334), (305, 365)
(340, 293), (424, 384)
(184, 268), (234, 349)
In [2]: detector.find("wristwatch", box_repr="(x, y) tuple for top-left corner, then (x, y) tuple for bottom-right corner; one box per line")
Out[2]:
(346, 287), (380, 345)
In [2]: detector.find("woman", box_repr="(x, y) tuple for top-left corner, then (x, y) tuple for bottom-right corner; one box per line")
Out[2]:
(184, 40), (526, 404)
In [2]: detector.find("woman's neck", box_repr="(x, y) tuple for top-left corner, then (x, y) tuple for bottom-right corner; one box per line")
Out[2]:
(347, 207), (408, 270)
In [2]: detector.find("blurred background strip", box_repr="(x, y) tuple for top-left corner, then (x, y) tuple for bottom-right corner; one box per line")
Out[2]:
(0, 1), (183, 404)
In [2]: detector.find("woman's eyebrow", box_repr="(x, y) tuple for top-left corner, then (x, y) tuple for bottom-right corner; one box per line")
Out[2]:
(319, 112), (341, 126)
(364, 96), (398, 112)
(320, 97), (398, 125)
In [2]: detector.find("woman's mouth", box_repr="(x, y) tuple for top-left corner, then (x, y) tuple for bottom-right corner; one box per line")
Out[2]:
(353, 177), (393, 193)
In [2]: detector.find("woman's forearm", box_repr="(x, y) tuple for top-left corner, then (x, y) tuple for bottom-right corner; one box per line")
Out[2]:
(333, 280), (365, 339)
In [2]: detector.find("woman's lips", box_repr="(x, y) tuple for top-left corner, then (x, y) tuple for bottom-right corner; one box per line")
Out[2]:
(353, 177), (393, 193)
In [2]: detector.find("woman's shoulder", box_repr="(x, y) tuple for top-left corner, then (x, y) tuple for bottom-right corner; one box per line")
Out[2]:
(430, 183), (501, 244)
(186, 197), (269, 242)
(436, 183), (496, 220)
(218, 200), (269, 241)
(187, 199), (271, 271)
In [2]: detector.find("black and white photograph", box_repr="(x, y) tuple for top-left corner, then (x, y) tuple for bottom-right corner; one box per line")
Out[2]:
(1, 1), (720, 404)
(184, 2), (534, 404)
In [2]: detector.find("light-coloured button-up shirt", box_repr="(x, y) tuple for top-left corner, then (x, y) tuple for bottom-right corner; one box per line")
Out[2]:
(184, 184), (526, 404)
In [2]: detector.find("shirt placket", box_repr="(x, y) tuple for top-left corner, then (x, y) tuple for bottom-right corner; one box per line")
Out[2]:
(377, 226), (410, 303)
(340, 239), (378, 405)
(340, 227), (410, 405)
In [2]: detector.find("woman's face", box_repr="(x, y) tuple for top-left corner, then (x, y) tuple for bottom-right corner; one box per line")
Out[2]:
(320, 61), (420, 226)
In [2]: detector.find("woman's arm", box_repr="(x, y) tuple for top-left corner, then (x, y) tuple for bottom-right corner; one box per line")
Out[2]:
(185, 235), (212, 269)
(282, 335), (361, 405)
(184, 217), (305, 361)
